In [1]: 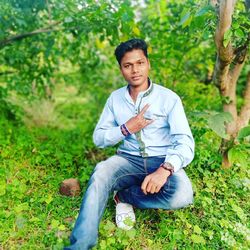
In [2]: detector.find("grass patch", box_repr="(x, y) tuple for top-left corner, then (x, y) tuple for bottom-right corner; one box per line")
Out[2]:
(0, 82), (249, 249)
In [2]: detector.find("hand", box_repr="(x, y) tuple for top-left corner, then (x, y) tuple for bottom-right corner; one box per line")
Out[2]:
(141, 167), (171, 195)
(125, 104), (154, 134)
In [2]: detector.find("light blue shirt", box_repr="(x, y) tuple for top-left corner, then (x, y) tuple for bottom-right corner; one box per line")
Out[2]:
(93, 81), (195, 173)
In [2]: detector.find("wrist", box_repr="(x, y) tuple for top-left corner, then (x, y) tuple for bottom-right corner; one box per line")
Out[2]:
(158, 166), (171, 177)
(120, 123), (131, 137)
(159, 162), (174, 176)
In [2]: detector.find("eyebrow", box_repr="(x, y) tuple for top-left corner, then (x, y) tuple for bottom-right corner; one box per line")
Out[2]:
(122, 58), (145, 65)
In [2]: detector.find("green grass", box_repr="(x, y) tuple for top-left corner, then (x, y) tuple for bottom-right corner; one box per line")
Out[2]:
(0, 83), (249, 250)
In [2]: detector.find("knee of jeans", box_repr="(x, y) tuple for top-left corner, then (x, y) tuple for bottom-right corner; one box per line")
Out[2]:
(165, 175), (193, 210)
(169, 186), (193, 210)
(94, 161), (105, 172)
(91, 162), (113, 184)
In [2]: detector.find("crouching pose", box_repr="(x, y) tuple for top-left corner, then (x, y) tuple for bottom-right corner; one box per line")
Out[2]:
(64, 38), (194, 250)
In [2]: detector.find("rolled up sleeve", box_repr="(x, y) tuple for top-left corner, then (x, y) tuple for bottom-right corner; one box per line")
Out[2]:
(164, 97), (195, 172)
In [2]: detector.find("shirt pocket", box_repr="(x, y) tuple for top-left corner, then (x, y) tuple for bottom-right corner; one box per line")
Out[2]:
(144, 111), (168, 129)
(144, 114), (169, 134)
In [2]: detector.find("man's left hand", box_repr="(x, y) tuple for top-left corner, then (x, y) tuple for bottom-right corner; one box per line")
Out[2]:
(141, 167), (171, 195)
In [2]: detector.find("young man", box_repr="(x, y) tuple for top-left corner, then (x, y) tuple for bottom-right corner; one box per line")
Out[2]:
(64, 39), (194, 250)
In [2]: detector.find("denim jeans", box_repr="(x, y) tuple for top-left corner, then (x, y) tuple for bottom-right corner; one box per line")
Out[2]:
(64, 152), (193, 250)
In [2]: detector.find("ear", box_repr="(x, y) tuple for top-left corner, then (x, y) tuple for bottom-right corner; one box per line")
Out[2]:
(119, 65), (125, 77)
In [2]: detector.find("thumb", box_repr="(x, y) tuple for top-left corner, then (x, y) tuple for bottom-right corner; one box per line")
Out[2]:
(139, 104), (150, 116)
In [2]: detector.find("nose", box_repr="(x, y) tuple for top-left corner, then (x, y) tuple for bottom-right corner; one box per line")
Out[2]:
(132, 64), (139, 73)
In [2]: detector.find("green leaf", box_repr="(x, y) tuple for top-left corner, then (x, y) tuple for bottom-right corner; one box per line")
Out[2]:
(100, 240), (107, 249)
(223, 38), (230, 48)
(29, 217), (40, 222)
(231, 204), (246, 221)
(206, 230), (214, 239)
(179, 12), (193, 28)
(126, 228), (136, 238)
(0, 181), (6, 196)
(14, 203), (29, 213)
(228, 146), (248, 165)
(237, 126), (250, 140)
(107, 237), (116, 244)
(103, 220), (116, 232)
(195, 6), (211, 16)
(234, 28), (245, 39)
(223, 29), (232, 47)
(121, 12), (133, 22)
(221, 96), (232, 104)
(224, 29), (232, 40)
(45, 195), (53, 204)
(193, 225), (202, 234)
(51, 219), (60, 229)
(123, 217), (135, 227)
(191, 234), (206, 244)
(207, 112), (233, 139)
(58, 224), (66, 231)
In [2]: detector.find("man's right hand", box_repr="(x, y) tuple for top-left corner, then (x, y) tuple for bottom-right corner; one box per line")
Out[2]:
(125, 104), (154, 134)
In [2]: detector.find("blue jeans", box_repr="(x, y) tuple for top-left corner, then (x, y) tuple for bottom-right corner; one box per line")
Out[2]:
(64, 152), (193, 250)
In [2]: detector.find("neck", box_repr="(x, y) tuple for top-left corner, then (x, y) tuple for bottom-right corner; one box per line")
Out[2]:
(129, 79), (149, 103)
(129, 87), (140, 103)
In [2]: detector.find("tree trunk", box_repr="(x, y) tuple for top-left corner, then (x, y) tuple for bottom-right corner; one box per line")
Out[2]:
(213, 0), (250, 167)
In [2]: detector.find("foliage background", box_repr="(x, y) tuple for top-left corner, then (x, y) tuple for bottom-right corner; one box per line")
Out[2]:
(0, 0), (249, 249)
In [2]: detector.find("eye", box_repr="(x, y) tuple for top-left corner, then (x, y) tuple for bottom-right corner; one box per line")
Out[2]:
(138, 61), (144, 65)
(124, 65), (130, 69)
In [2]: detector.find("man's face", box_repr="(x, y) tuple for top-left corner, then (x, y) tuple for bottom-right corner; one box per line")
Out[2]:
(120, 49), (150, 89)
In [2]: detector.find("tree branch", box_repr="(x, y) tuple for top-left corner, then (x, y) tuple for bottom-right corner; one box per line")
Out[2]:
(0, 21), (62, 49)
(230, 48), (248, 87)
(210, 0), (219, 7)
(214, 0), (236, 54)
(213, 55), (231, 90)
(0, 70), (16, 75)
(213, 0), (236, 91)
(237, 72), (250, 130)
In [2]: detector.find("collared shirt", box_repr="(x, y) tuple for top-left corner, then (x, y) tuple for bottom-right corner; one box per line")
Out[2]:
(93, 81), (195, 173)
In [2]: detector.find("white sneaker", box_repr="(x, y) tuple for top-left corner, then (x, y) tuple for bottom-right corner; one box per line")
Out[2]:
(115, 202), (135, 230)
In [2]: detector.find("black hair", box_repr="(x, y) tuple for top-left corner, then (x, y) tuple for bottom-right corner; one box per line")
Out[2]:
(114, 38), (148, 65)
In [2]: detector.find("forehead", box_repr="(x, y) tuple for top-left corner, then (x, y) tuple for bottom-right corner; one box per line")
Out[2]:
(121, 49), (147, 64)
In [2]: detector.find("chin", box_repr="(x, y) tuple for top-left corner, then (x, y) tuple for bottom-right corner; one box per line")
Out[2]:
(130, 79), (144, 86)
(130, 82), (142, 87)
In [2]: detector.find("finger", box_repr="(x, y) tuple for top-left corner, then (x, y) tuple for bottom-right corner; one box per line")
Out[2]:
(149, 185), (157, 194)
(144, 117), (153, 121)
(139, 104), (150, 116)
(141, 184), (147, 195)
(141, 118), (154, 129)
(146, 182), (154, 193)
(141, 177), (150, 195)
(155, 185), (162, 193)
(145, 119), (154, 125)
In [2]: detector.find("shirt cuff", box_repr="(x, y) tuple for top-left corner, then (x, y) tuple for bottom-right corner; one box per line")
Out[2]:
(164, 154), (183, 173)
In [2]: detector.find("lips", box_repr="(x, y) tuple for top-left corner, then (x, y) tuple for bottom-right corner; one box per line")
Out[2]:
(131, 75), (142, 80)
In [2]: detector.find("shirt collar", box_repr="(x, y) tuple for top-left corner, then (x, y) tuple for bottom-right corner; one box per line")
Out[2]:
(125, 78), (154, 103)
(140, 78), (153, 97)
